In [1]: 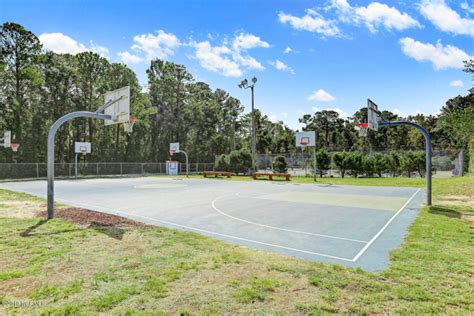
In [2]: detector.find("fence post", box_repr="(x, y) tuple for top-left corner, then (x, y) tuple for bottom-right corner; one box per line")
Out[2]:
(141, 163), (144, 175)
(36, 163), (39, 179)
(96, 163), (99, 176)
(120, 163), (123, 175)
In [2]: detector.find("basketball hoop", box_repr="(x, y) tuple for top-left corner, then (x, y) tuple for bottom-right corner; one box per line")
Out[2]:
(80, 146), (87, 155)
(10, 143), (20, 152)
(123, 115), (135, 134)
(170, 150), (176, 156)
(355, 123), (369, 137)
(300, 137), (310, 147)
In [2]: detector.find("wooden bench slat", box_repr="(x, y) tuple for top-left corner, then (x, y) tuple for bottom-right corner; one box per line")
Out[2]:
(203, 171), (233, 178)
(252, 172), (291, 181)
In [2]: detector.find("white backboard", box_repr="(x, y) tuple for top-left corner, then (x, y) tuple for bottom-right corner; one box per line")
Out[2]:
(367, 99), (379, 131)
(296, 131), (316, 147)
(170, 142), (180, 153)
(75, 142), (91, 154)
(104, 86), (130, 126)
(3, 131), (11, 148)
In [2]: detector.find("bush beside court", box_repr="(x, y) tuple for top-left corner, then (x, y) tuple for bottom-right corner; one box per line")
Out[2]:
(0, 176), (472, 314)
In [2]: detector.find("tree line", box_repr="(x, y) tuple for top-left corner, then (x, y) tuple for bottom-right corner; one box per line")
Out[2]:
(1, 22), (472, 165)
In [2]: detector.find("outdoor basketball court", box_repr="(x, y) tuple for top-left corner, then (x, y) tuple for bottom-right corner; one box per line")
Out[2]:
(0, 177), (422, 271)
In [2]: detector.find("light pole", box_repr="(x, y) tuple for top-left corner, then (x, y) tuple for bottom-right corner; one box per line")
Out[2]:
(239, 77), (257, 172)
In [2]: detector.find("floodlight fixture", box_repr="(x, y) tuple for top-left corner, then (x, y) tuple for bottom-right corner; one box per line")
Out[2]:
(252, 76), (257, 84)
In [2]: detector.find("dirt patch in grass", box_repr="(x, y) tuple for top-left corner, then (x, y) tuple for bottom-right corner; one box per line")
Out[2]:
(436, 195), (474, 208)
(0, 200), (46, 218)
(35, 208), (147, 228)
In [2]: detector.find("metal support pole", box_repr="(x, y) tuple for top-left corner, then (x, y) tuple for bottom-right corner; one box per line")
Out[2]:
(313, 147), (317, 182)
(379, 121), (432, 205)
(48, 111), (111, 219)
(251, 86), (256, 172)
(172, 151), (189, 176)
(75, 153), (78, 178)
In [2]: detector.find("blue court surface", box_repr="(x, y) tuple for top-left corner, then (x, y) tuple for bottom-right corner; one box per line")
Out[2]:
(0, 177), (423, 271)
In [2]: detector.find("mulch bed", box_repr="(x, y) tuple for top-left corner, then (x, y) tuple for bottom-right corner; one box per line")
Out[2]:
(36, 208), (148, 228)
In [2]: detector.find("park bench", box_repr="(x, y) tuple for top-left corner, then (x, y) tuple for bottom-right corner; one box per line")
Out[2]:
(252, 172), (291, 181)
(203, 171), (233, 178)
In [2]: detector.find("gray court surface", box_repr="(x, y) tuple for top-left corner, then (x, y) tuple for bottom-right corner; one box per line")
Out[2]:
(0, 177), (423, 271)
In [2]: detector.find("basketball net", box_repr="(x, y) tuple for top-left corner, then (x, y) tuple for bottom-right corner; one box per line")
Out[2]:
(123, 116), (136, 134)
(355, 123), (368, 137)
(300, 138), (309, 150)
(10, 144), (20, 152)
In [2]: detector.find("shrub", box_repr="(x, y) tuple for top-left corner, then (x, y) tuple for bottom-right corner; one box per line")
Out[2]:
(272, 155), (288, 173)
(332, 152), (351, 178)
(362, 156), (375, 177)
(347, 152), (363, 178)
(387, 151), (401, 176)
(400, 151), (425, 177)
(215, 154), (230, 172)
(315, 148), (331, 177)
(372, 153), (388, 177)
(228, 149), (253, 175)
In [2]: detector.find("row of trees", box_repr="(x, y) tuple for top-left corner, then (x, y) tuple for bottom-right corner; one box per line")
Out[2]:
(217, 150), (427, 178)
(268, 150), (427, 178)
(1, 22), (472, 165)
(313, 150), (426, 178)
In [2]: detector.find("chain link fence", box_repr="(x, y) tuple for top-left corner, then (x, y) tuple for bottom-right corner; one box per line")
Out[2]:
(0, 162), (215, 180)
(255, 150), (465, 178)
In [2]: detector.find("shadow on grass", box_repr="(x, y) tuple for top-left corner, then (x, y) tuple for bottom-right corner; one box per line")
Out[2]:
(20, 219), (126, 240)
(89, 222), (126, 240)
(428, 205), (462, 218)
(20, 219), (84, 237)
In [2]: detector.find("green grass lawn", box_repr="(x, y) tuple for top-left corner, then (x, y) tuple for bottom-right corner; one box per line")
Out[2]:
(0, 176), (473, 314)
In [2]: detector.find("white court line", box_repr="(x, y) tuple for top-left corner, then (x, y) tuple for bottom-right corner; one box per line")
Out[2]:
(54, 198), (355, 262)
(212, 194), (368, 244)
(351, 188), (421, 262)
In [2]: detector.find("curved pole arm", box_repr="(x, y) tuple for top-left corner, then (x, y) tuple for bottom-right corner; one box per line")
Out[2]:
(47, 111), (112, 218)
(379, 121), (432, 205)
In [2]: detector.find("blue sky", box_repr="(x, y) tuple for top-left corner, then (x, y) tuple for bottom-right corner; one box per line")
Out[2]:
(2, 0), (473, 129)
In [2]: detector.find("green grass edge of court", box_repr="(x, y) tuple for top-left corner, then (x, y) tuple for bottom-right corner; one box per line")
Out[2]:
(0, 176), (472, 314)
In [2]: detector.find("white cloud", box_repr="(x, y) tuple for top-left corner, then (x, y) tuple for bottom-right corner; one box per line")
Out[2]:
(461, 2), (474, 14)
(312, 106), (349, 119)
(284, 46), (293, 54)
(232, 33), (270, 51)
(192, 32), (269, 77)
(39, 32), (87, 54)
(420, 0), (474, 36)
(308, 89), (336, 102)
(193, 41), (242, 77)
(38, 33), (109, 58)
(298, 109), (309, 115)
(330, 0), (420, 32)
(89, 41), (109, 58)
(450, 79), (464, 87)
(118, 51), (143, 64)
(392, 108), (406, 116)
(131, 30), (180, 61)
(354, 2), (421, 32)
(269, 59), (295, 74)
(233, 54), (264, 70)
(399, 37), (471, 70)
(278, 9), (341, 37)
